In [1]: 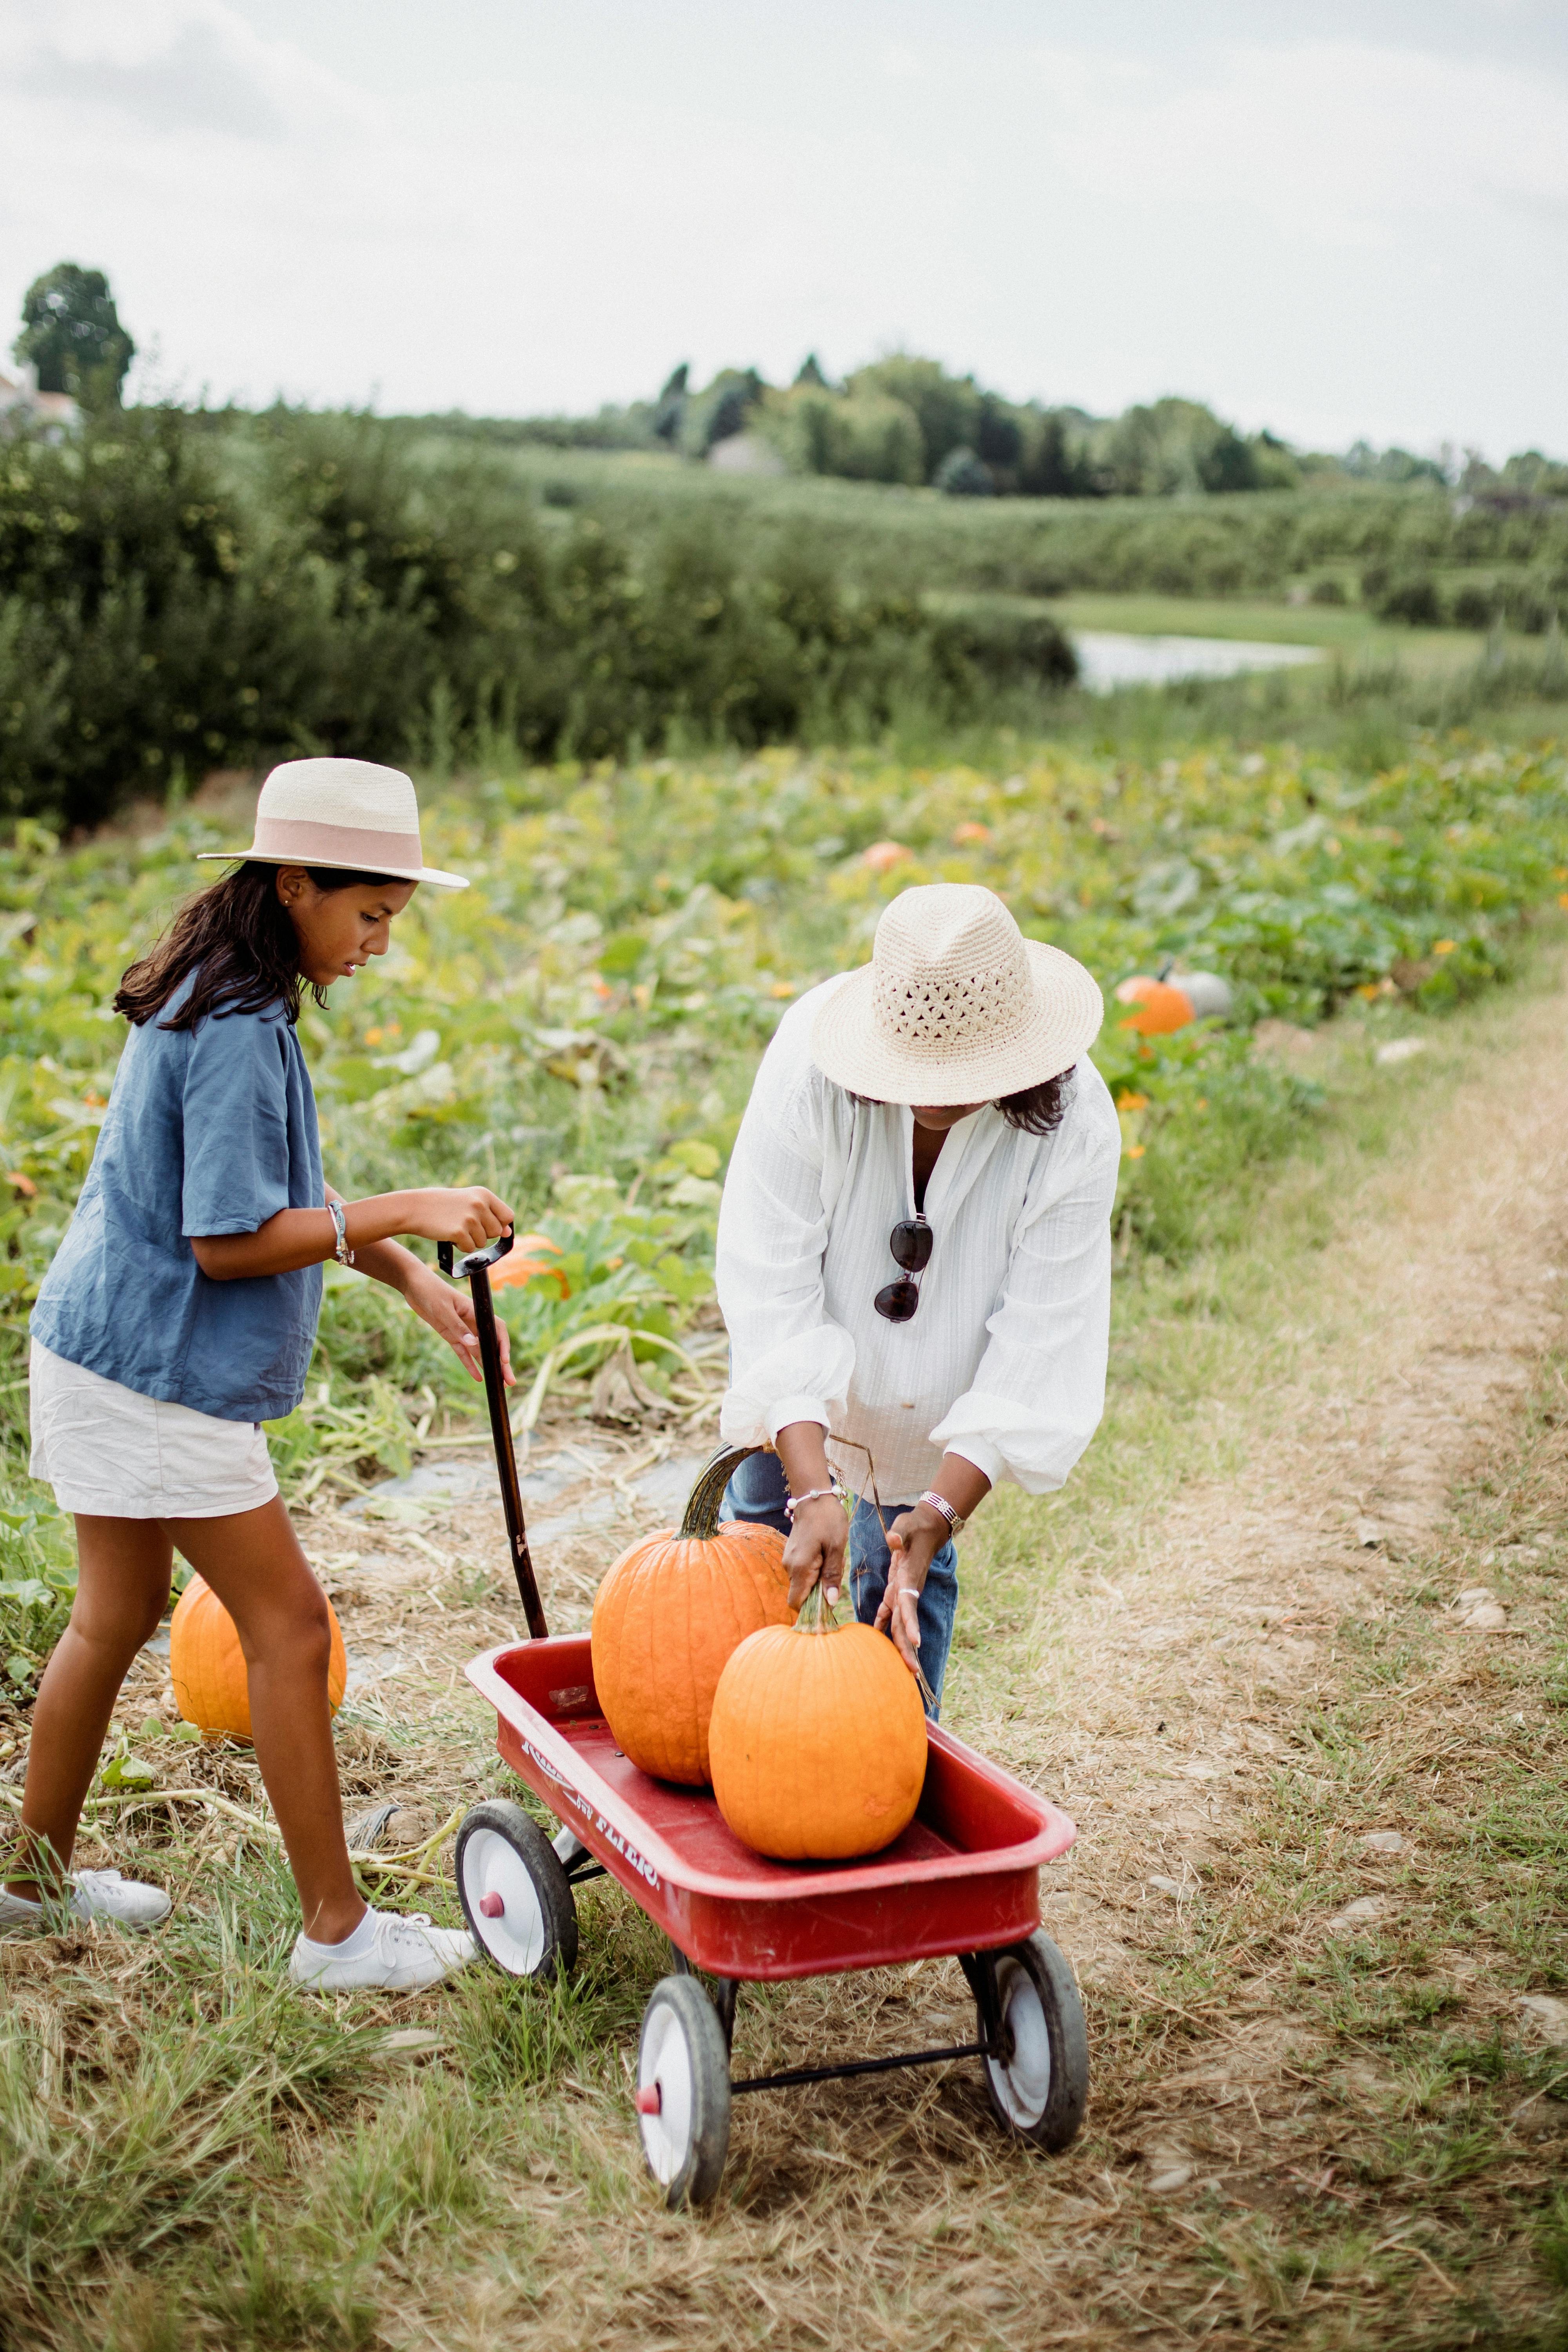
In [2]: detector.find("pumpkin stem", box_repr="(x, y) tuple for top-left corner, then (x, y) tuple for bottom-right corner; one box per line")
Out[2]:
(677, 1444), (762, 1540)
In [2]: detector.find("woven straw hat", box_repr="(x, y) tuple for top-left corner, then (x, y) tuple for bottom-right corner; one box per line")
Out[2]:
(199, 758), (467, 890)
(811, 884), (1102, 1104)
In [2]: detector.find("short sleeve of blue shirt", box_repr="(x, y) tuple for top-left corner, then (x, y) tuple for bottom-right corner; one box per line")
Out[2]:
(180, 999), (298, 1240)
(33, 980), (326, 1424)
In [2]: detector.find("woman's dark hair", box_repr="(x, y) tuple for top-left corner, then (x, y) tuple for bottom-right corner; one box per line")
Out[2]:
(113, 861), (401, 1031)
(848, 1067), (1075, 1135)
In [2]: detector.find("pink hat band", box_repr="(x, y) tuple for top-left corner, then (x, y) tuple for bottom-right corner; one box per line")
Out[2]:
(250, 813), (425, 871)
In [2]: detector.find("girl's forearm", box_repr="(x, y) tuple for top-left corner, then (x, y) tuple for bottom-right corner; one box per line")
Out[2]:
(191, 1192), (434, 1281)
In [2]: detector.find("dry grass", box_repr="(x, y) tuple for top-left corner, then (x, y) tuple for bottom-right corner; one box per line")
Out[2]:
(4, 962), (1568, 2348)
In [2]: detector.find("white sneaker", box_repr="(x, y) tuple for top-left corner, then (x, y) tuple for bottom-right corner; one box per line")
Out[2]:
(289, 1909), (477, 1992)
(0, 1869), (171, 1932)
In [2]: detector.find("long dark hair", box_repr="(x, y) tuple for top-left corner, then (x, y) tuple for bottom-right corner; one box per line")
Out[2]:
(849, 1068), (1075, 1135)
(114, 861), (398, 1031)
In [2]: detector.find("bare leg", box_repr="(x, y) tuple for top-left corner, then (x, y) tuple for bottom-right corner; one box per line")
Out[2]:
(169, 1497), (363, 1945)
(8, 1516), (174, 1898)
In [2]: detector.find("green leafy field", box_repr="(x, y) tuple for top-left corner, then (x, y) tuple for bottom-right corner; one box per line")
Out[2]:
(2, 724), (1566, 1680)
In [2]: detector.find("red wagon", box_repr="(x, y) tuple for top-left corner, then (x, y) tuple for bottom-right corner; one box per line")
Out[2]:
(443, 1237), (1089, 2207)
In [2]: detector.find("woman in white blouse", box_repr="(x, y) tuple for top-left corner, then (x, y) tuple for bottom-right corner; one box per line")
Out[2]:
(716, 882), (1118, 1716)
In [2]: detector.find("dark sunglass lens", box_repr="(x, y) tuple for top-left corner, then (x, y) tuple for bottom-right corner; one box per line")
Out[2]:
(889, 1220), (933, 1272)
(875, 1278), (920, 1323)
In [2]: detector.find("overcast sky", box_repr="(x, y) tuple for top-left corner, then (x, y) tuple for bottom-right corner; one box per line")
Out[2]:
(2, 0), (1564, 457)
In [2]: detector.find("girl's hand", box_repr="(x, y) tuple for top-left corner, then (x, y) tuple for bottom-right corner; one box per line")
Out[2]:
(875, 1502), (946, 1674)
(404, 1187), (514, 1254)
(404, 1267), (515, 1385)
(782, 1494), (849, 1614)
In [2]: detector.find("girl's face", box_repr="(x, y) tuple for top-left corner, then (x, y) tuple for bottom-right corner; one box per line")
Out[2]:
(276, 868), (417, 986)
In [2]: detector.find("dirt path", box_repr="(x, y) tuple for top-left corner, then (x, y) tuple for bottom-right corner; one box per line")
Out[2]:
(144, 967), (1568, 2348)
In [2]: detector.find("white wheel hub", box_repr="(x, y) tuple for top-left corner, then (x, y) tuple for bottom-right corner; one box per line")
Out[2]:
(638, 2001), (696, 2186)
(986, 1955), (1052, 2127)
(462, 1826), (547, 1975)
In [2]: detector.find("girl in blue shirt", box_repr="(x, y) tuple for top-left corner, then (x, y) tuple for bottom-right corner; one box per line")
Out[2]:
(12, 759), (510, 1992)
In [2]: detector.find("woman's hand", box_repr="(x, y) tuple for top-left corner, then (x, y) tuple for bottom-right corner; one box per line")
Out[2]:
(400, 1187), (513, 1255)
(782, 1494), (849, 1614)
(875, 1501), (949, 1673)
(403, 1265), (515, 1385)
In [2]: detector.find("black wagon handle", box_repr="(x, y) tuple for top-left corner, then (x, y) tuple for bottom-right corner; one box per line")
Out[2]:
(437, 1231), (549, 1640)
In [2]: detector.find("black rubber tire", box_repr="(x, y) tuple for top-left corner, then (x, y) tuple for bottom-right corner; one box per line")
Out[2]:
(455, 1800), (579, 1981)
(636, 1974), (733, 2209)
(978, 1930), (1089, 2152)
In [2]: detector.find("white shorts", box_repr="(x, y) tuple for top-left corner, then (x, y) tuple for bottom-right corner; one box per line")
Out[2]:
(28, 1339), (280, 1519)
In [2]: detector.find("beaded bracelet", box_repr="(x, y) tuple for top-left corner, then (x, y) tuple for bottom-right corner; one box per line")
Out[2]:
(783, 1477), (849, 1519)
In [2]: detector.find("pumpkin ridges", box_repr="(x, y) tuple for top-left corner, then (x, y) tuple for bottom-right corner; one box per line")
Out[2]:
(170, 1574), (346, 1741)
(710, 1616), (926, 1860)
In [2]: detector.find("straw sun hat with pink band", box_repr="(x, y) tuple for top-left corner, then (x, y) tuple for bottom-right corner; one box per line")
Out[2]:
(199, 757), (468, 890)
(811, 883), (1103, 1105)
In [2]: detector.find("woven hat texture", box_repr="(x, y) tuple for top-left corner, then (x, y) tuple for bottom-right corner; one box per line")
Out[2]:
(811, 883), (1102, 1103)
(198, 757), (467, 889)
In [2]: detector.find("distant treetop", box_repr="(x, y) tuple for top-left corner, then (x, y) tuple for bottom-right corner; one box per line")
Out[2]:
(14, 263), (135, 407)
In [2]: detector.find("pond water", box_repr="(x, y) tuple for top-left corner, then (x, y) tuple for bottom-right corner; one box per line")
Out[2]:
(1072, 632), (1324, 692)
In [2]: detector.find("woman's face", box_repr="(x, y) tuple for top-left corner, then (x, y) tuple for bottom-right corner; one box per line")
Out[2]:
(277, 868), (418, 986)
(910, 1102), (986, 1132)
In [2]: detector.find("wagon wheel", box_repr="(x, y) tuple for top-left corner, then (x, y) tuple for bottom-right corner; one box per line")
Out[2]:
(635, 1975), (732, 2209)
(456, 1800), (578, 1981)
(974, 1931), (1088, 2151)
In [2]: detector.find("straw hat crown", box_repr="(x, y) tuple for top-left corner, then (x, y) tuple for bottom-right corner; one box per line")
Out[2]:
(811, 883), (1102, 1104)
(199, 757), (467, 890)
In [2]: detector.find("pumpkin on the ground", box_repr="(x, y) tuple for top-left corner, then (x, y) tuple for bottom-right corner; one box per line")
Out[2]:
(170, 1573), (347, 1740)
(708, 1612), (927, 1860)
(487, 1232), (570, 1296)
(590, 1445), (792, 1786)
(1114, 976), (1195, 1035)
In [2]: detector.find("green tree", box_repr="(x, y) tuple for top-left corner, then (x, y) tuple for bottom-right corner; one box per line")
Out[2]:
(849, 355), (980, 480)
(14, 263), (135, 405)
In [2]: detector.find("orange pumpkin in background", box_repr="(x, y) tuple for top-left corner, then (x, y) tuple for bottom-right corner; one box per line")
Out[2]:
(170, 1573), (347, 1740)
(709, 1613), (927, 1861)
(590, 1447), (793, 1786)
(1115, 976), (1196, 1035)
(487, 1233), (571, 1297)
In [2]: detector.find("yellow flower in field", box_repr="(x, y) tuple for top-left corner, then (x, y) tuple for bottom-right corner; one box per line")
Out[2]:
(1125, 1143), (1146, 1160)
(1356, 982), (1381, 1000)
(1116, 1091), (1149, 1111)
(1433, 940), (1456, 955)
(770, 981), (797, 998)
(951, 821), (991, 845)
(862, 840), (913, 873)
(1559, 893), (1568, 911)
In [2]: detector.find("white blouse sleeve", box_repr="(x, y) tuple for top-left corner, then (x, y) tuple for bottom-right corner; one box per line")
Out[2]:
(715, 1001), (856, 1447)
(928, 1072), (1120, 1495)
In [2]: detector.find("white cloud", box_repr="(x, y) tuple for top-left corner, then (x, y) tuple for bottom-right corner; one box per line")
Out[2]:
(1031, 40), (1568, 245)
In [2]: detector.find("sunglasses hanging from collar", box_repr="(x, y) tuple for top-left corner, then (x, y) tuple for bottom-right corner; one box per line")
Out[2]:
(874, 1213), (933, 1323)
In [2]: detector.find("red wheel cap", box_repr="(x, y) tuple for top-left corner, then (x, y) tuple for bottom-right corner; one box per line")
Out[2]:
(635, 2083), (662, 2116)
(479, 1892), (505, 1918)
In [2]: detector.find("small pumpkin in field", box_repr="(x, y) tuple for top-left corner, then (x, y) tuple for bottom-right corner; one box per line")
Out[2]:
(1115, 976), (1195, 1035)
(487, 1232), (571, 1298)
(708, 1611), (927, 1860)
(169, 1573), (347, 1740)
(590, 1446), (792, 1785)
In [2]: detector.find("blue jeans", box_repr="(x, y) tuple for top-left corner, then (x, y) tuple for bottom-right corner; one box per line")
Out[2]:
(720, 1450), (958, 1719)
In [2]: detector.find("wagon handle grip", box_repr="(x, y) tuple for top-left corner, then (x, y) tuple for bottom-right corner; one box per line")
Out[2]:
(437, 1232), (549, 1640)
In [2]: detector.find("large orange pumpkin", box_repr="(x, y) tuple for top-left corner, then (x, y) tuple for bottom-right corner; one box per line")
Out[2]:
(169, 1573), (347, 1740)
(1115, 976), (1196, 1035)
(708, 1615), (927, 1860)
(590, 1446), (792, 1785)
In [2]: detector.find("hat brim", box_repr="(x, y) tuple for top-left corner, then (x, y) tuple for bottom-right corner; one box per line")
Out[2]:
(196, 850), (468, 891)
(810, 940), (1103, 1104)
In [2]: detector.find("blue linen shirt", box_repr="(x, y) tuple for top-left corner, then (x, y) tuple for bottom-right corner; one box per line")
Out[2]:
(32, 977), (325, 1423)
